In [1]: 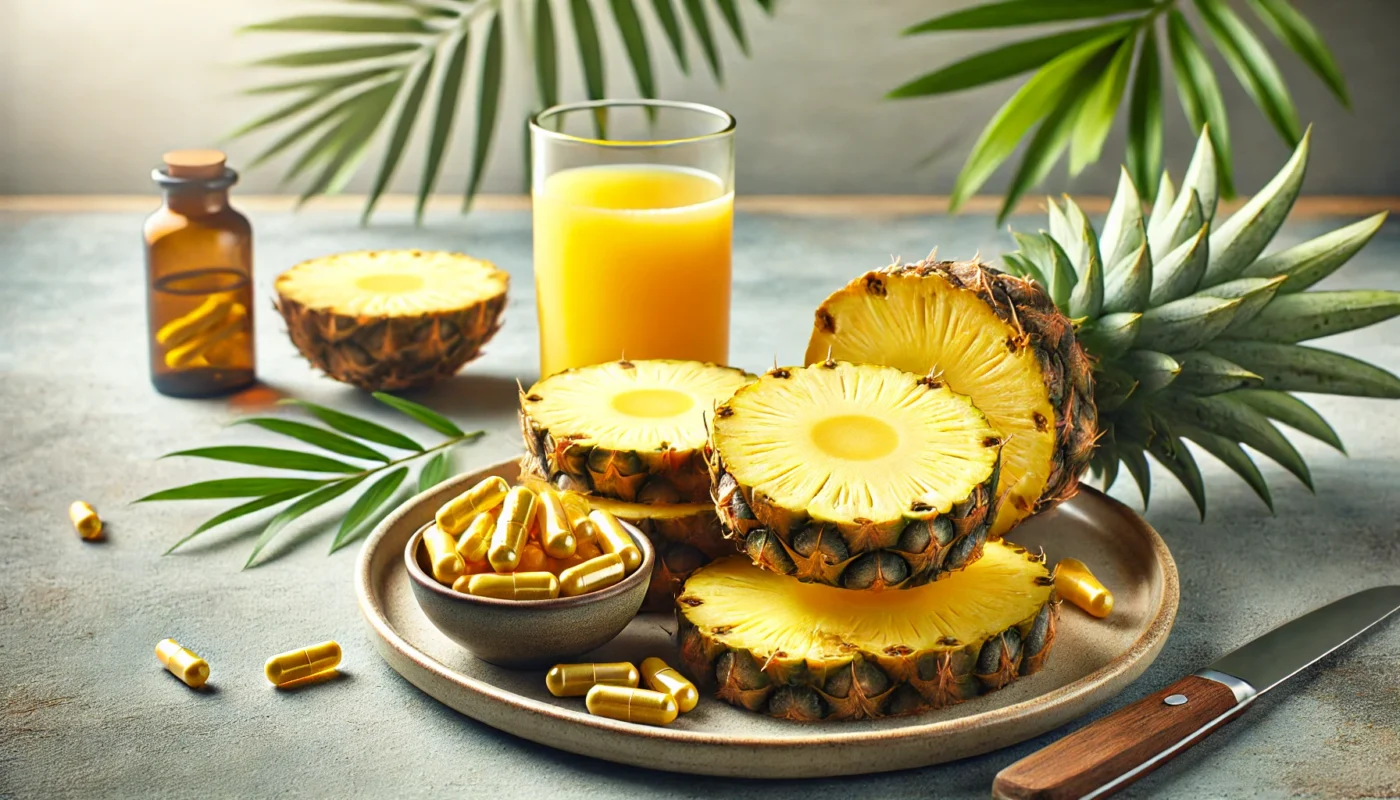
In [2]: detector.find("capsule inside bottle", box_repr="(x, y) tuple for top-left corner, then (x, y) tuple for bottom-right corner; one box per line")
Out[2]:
(585, 685), (678, 726)
(1055, 557), (1114, 618)
(265, 640), (342, 686)
(559, 553), (626, 597)
(436, 476), (510, 535)
(641, 656), (699, 712)
(536, 490), (578, 559)
(489, 486), (538, 572)
(545, 662), (639, 697)
(421, 524), (465, 584)
(467, 571), (559, 600)
(589, 510), (641, 573)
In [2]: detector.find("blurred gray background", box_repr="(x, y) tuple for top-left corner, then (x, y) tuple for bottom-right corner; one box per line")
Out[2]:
(1, 0), (1396, 197)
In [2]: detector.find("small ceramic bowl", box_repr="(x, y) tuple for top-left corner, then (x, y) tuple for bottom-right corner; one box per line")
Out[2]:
(405, 522), (655, 669)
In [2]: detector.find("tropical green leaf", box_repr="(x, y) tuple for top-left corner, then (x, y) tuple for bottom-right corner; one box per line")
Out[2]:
(1244, 212), (1388, 293)
(1247, 0), (1349, 107)
(417, 31), (470, 223)
(1100, 167), (1146, 268)
(1205, 128), (1310, 285)
(999, 64), (1101, 224)
(228, 93), (329, 140)
(1167, 11), (1234, 197)
(166, 489), (312, 555)
(1126, 30), (1163, 203)
(1069, 34), (1134, 175)
(161, 447), (361, 473)
(232, 418), (390, 462)
(1225, 290), (1400, 344)
(242, 66), (397, 96)
(1122, 350), (1181, 394)
(280, 400), (424, 451)
(241, 15), (432, 34)
(333, 467), (409, 553)
(418, 452), (454, 492)
(1149, 224), (1209, 306)
(1172, 351), (1263, 395)
(1208, 340), (1400, 397)
(248, 80), (393, 170)
(1160, 392), (1312, 489)
(572, 0), (608, 136)
(1146, 428), (1207, 519)
(1103, 236), (1152, 314)
(1078, 312), (1141, 359)
(610, 0), (656, 98)
(137, 478), (331, 503)
(298, 81), (397, 201)
(1177, 425), (1273, 510)
(888, 23), (1130, 98)
(372, 392), (465, 436)
(463, 13), (504, 211)
(682, 0), (722, 81)
(246, 478), (366, 567)
(1137, 294), (1242, 352)
(535, 0), (559, 108)
(906, 0), (1154, 33)
(1195, 0), (1300, 145)
(1231, 389), (1345, 452)
(650, 0), (690, 73)
(252, 43), (419, 68)
(715, 0), (749, 55)
(753, 0), (774, 14)
(363, 55), (434, 223)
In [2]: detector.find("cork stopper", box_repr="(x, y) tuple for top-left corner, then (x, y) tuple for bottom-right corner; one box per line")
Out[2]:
(163, 149), (227, 179)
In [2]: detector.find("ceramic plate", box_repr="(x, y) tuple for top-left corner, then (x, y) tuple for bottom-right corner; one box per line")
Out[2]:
(356, 458), (1178, 778)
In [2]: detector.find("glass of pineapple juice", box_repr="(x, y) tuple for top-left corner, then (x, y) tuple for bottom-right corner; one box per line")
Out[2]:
(530, 100), (736, 378)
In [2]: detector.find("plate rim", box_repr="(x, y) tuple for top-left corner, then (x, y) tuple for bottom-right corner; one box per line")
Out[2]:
(356, 458), (1179, 769)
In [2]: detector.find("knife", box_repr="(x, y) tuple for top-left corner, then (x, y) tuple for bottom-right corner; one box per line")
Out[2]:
(992, 585), (1400, 800)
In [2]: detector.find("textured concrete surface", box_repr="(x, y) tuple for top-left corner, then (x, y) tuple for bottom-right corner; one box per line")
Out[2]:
(1, 206), (1398, 799)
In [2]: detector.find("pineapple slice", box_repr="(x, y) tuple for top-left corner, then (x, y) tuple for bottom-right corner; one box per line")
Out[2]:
(709, 361), (1003, 589)
(521, 359), (754, 504)
(275, 250), (508, 391)
(678, 541), (1057, 720)
(806, 262), (1096, 536)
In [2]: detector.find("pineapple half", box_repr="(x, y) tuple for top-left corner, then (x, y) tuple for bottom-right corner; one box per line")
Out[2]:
(708, 361), (1004, 590)
(521, 359), (755, 504)
(807, 261), (1095, 537)
(275, 250), (508, 391)
(677, 541), (1057, 721)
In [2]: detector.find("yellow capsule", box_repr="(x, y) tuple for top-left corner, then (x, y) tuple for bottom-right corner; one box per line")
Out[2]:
(454, 511), (496, 565)
(467, 571), (559, 601)
(164, 302), (247, 368)
(1055, 557), (1114, 618)
(265, 641), (342, 686)
(641, 657), (699, 713)
(155, 638), (210, 689)
(559, 553), (626, 597)
(585, 685), (678, 726)
(436, 476), (510, 535)
(589, 510), (641, 573)
(489, 486), (538, 572)
(68, 501), (102, 540)
(155, 294), (235, 347)
(544, 662), (640, 697)
(558, 491), (594, 541)
(536, 490), (578, 559)
(421, 524), (465, 585)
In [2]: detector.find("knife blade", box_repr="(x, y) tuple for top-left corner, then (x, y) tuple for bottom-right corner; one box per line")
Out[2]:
(992, 585), (1400, 800)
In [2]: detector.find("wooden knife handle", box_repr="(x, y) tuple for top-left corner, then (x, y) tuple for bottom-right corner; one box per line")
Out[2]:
(992, 675), (1247, 800)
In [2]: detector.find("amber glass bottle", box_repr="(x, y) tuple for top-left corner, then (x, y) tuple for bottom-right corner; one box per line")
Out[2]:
(144, 150), (255, 397)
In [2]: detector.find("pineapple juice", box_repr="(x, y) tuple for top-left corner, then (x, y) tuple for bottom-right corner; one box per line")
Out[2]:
(532, 164), (733, 378)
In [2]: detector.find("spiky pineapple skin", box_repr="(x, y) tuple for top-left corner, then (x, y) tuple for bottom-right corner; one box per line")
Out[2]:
(275, 286), (506, 392)
(676, 553), (1059, 722)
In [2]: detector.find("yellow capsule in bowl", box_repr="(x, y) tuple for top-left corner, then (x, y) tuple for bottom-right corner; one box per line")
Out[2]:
(422, 524), (465, 585)
(585, 685), (678, 726)
(454, 511), (496, 565)
(536, 489), (578, 559)
(489, 487), (538, 573)
(559, 553), (626, 597)
(467, 571), (559, 601)
(558, 491), (593, 541)
(545, 662), (639, 697)
(436, 476), (510, 535)
(589, 510), (641, 573)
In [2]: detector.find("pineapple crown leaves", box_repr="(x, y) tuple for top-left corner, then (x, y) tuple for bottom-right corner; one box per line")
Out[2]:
(229, 0), (769, 225)
(1001, 128), (1399, 517)
(890, 0), (1351, 222)
(137, 393), (484, 567)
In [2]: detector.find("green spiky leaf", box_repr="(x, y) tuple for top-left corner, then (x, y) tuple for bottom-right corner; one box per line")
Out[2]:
(1204, 128), (1310, 286)
(1079, 312), (1141, 359)
(1146, 425), (1207, 519)
(1137, 294), (1242, 353)
(1121, 350), (1181, 394)
(1225, 290), (1400, 344)
(1172, 351), (1263, 395)
(1177, 425), (1273, 510)
(1149, 224), (1209, 306)
(1231, 389), (1345, 452)
(1100, 168), (1146, 268)
(1244, 213), (1388, 293)
(1159, 392), (1312, 489)
(1103, 236), (1152, 315)
(1207, 276), (1289, 332)
(1208, 340), (1400, 398)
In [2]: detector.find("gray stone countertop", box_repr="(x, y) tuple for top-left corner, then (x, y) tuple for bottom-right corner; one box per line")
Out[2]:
(1, 206), (1397, 799)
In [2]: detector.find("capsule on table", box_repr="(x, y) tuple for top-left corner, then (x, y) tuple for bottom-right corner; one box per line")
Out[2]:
(536, 490), (578, 559)
(641, 657), (699, 713)
(488, 486), (538, 573)
(545, 662), (640, 697)
(585, 685), (678, 726)
(1055, 557), (1114, 618)
(436, 476), (510, 535)
(155, 638), (210, 689)
(559, 553), (626, 597)
(589, 510), (641, 573)
(467, 571), (559, 601)
(265, 641), (342, 686)
(421, 524), (465, 585)
(68, 501), (102, 540)
(558, 491), (594, 541)
(454, 511), (496, 565)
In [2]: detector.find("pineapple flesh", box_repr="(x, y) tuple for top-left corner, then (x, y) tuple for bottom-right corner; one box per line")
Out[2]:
(807, 263), (1096, 537)
(521, 359), (755, 504)
(708, 361), (1004, 590)
(275, 250), (508, 391)
(677, 541), (1057, 721)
